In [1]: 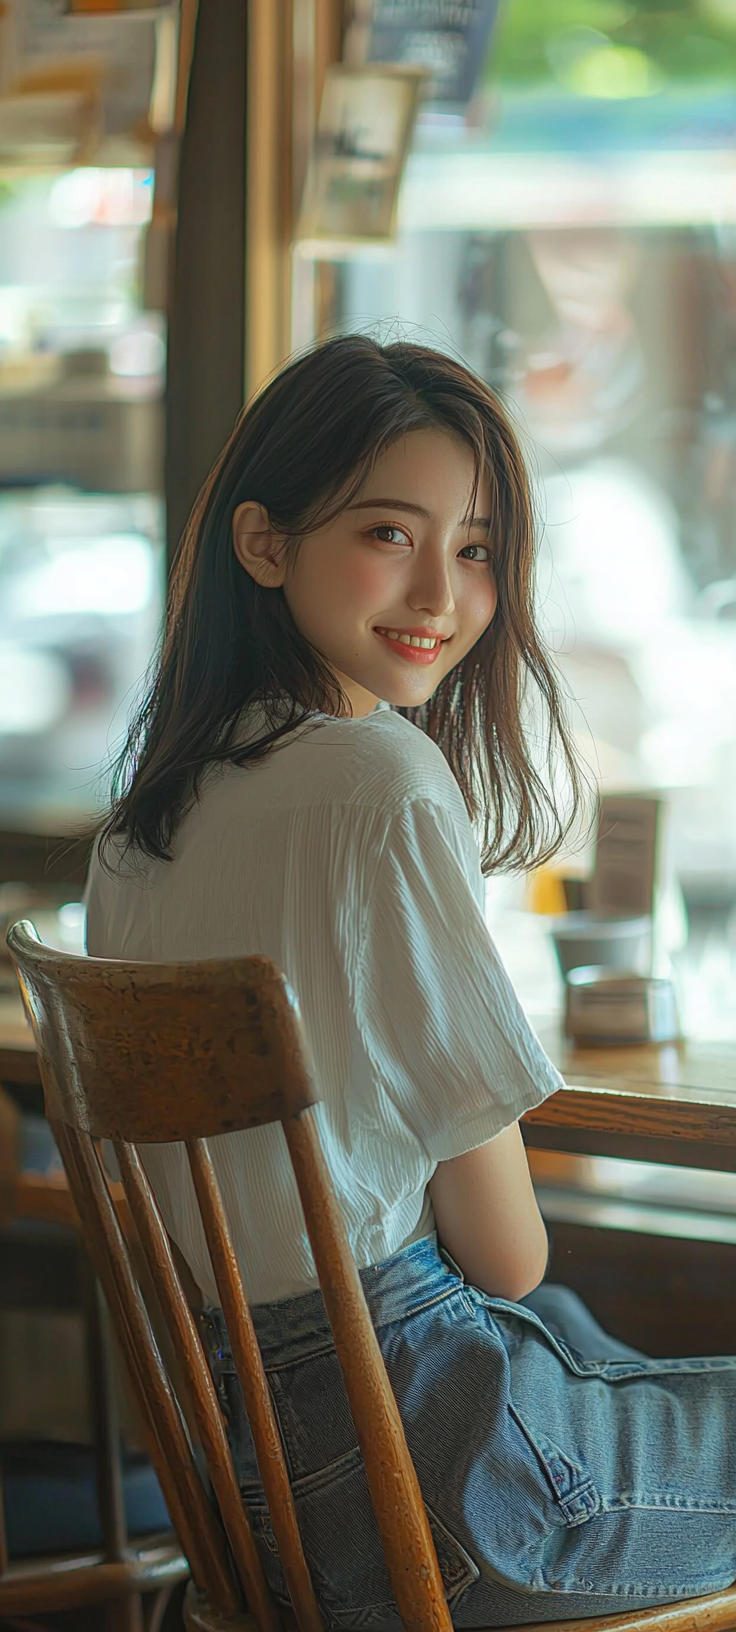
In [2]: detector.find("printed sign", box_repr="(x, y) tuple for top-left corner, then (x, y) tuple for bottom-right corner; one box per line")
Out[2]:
(365, 0), (499, 107)
(588, 795), (663, 919)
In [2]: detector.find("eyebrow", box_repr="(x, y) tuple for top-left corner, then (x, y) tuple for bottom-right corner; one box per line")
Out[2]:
(348, 498), (491, 528)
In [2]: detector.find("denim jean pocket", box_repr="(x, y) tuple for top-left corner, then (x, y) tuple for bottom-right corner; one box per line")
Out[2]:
(246, 1445), (479, 1628)
(509, 1402), (601, 1530)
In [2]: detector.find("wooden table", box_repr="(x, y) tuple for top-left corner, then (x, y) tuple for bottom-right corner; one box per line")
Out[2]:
(523, 1028), (736, 1173)
(3, 985), (736, 1172)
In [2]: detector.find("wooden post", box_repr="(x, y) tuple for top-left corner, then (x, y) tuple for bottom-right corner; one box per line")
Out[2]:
(246, 0), (294, 400)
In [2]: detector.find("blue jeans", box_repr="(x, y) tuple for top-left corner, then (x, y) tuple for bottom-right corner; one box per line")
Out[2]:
(201, 1236), (736, 1627)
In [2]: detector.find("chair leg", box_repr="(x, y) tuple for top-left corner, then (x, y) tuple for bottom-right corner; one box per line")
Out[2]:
(146, 1580), (187, 1632)
(102, 1594), (145, 1632)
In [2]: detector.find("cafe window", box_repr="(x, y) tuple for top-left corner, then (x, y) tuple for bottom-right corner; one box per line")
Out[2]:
(316, 0), (736, 907)
(0, 166), (165, 825)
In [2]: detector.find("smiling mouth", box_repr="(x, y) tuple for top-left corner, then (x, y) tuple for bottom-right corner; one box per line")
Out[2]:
(373, 627), (448, 664)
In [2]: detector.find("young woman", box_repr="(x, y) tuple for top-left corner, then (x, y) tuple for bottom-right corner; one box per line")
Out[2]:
(86, 338), (736, 1628)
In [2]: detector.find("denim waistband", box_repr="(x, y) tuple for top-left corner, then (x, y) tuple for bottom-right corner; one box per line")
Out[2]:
(201, 1234), (461, 1364)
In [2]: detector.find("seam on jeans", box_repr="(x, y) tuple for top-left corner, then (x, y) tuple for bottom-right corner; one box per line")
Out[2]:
(260, 1337), (338, 1373)
(249, 1285), (461, 1374)
(469, 1288), (736, 1385)
(468, 1288), (660, 1381)
(370, 1284), (460, 1331)
(424, 1501), (481, 1598)
(244, 1481), (478, 1612)
(242, 1443), (365, 1502)
(551, 1572), (736, 1598)
(599, 1491), (736, 1516)
(319, 1598), (398, 1627)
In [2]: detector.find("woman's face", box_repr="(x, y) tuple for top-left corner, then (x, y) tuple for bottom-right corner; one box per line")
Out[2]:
(234, 428), (498, 717)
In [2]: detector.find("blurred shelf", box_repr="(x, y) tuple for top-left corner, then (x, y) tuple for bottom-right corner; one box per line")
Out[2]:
(0, 378), (163, 491)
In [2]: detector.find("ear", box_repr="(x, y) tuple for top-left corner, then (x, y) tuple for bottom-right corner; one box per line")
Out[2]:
(232, 501), (287, 588)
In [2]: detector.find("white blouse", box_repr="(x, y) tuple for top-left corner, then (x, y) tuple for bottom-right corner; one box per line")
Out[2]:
(85, 704), (563, 1305)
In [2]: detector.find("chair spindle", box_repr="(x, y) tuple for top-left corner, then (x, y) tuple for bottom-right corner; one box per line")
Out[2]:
(187, 1136), (324, 1632)
(284, 1108), (453, 1632)
(54, 1121), (240, 1620)
(113, 1139), (280, 1632)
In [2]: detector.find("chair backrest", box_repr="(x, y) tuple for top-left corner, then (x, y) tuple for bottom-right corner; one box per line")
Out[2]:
(7, 922), (453, 1632)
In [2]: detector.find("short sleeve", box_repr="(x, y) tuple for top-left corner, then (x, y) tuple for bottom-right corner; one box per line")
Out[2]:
(353, 798), (563, 1162)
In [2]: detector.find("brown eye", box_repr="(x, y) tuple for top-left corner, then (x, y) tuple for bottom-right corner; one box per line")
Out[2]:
(373, 525), (409, 545)
(460, 542), (491, 562)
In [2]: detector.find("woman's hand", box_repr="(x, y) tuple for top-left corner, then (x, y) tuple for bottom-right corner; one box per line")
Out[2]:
(429, 1123), (548, 1302)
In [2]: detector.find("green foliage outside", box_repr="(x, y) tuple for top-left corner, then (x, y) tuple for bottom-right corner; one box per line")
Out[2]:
(489, 0), (736, 91)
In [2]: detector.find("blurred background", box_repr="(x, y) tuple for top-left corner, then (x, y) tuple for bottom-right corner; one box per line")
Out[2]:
(1, 0), (735, 953)
(0, 4), (170, 832)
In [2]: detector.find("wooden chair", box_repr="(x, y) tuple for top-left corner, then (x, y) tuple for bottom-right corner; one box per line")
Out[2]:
(7, 921), (736, 1632)
(0, 1079), (187, 1631)
(0, 1222), (186, 1631)
(0, 1051), (187, 1629)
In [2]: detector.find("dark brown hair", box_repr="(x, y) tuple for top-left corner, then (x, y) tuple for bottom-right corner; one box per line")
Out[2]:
(104, 335), (584, 873)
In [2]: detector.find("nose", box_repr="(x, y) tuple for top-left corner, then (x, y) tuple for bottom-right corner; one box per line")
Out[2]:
(407, 544), (455, 621)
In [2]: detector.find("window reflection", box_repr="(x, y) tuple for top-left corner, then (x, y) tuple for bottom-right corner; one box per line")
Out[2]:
(0, 491), (163, 821)
(333, 7), (736, 896)
(475, 222), (736, 892)
(0, 167), (163, 825)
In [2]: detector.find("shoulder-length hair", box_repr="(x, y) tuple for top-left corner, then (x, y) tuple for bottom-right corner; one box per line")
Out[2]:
(104, 335), (584, 874)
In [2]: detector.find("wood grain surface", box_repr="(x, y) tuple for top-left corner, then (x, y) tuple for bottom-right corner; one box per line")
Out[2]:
(6, 995), (736, 1159)
(7, 927), (455, 1632)
(521, 1033), (736, 1167)
(3, 950), (736, 1171)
